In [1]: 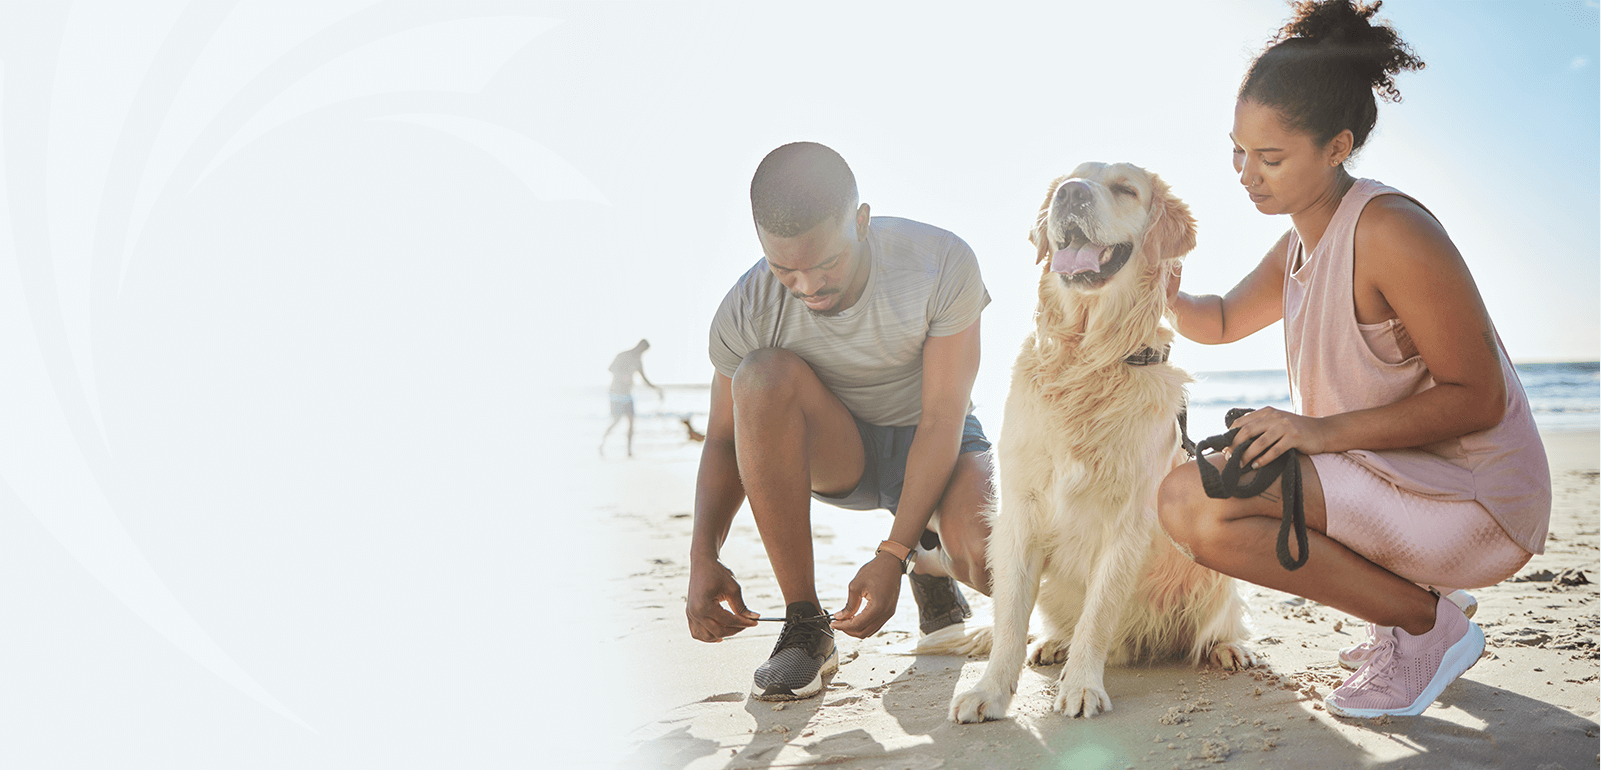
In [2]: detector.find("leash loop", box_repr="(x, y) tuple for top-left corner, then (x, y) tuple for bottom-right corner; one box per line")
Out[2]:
(1193, 408), (1309, 571)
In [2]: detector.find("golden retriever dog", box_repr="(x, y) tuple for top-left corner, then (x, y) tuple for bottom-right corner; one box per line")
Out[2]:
(919, 163), (1255, 723)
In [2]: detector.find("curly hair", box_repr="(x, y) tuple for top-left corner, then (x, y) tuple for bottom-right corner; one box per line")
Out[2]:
(1240, 0), (1425, 155)
(750, 142), (858, 238)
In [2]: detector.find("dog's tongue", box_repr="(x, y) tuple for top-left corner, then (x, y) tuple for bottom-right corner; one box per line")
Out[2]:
(1050, 244), (1107, 275)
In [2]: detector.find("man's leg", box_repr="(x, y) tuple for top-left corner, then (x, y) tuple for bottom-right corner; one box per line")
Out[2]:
(920, 450), (994, 595)
(731, 348), (865, 610)
(625, 410), (635, 458)
(599, 413), (622, 456)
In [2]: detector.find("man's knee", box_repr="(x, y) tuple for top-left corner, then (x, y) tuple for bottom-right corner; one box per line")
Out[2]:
(731, 347), (808, 402)
(938, 520), (987, 568)
(932, 456), (995, 588)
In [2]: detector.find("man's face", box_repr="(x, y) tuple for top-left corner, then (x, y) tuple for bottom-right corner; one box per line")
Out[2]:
(757, 211), (864, 316)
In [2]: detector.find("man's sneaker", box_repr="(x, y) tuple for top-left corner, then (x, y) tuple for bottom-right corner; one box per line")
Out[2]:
(1337, 589), (1477, 670)
(908, 571), (971, 635)
(751, 601), (838, 701)
(1324, 594), (1484, 718)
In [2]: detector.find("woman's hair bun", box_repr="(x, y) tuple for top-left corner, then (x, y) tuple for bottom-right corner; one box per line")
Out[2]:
(1271, 0), (1424, 103)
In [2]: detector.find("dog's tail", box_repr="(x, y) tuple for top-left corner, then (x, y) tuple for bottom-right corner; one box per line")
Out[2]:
(912, 624), (996, 657)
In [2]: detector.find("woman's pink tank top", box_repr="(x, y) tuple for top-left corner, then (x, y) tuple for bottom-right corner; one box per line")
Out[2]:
(1283, 179), (1550, 554)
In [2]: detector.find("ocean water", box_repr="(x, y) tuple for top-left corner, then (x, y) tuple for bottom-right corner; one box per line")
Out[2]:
(588, 362), (1599, 455)
(1182, 361), (1600, 440)
(1512, 361), (1601, 432)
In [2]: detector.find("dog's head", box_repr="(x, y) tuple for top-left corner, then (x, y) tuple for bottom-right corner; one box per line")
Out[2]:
(1028, 162), (1196, 298)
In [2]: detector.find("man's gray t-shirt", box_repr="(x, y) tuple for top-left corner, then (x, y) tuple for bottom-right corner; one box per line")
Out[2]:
(709, 217), (989, 427)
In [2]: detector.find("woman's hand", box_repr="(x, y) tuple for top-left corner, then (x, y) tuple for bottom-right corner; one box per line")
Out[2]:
(1228, 406), (1334, 468)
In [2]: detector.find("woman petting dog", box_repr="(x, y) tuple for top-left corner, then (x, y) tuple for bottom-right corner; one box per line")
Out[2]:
(1158, 0), (1550, 719)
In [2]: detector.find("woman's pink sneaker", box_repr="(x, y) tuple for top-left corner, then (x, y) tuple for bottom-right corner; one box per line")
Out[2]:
(1325, 594), (1484, 718)
(1337, 590), (1476, 671)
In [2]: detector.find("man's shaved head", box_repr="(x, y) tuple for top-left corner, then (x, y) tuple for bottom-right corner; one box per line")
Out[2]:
(750, 142), (858, 237)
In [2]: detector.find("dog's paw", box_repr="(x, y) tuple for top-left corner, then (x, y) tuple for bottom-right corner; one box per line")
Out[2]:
(949, 680), (1013, 724)
(1053, 667), (1111, 718)
(1028, 637), (1071, 666)
(1208, 641), (1258, 671)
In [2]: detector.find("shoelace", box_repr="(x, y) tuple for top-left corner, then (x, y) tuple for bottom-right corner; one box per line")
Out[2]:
(767, 613), (832, 653)
(1348, 637), (1402, 697)
(1193, 408), (1309, 571)
(1346, 623), (1380, 659)
(755, 612), (833, 623)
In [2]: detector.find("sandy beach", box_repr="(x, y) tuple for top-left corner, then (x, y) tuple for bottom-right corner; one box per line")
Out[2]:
(597, 428), (1599, 770)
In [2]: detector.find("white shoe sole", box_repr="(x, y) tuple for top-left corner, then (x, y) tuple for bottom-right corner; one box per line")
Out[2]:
(750, 646), (840, 702)
(1326, 622), (1485, 718)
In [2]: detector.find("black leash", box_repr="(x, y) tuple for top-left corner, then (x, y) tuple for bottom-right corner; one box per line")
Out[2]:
(1191, 408), (1309, 571)
(1178, 407), (1197, 458)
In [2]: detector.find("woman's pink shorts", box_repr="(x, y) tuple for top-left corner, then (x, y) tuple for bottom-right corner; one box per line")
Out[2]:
(1312, 452), (1532, 592)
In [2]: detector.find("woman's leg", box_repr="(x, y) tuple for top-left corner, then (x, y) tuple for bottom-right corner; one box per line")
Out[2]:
(1313, 452), (1532, 592)
(1157, 454), (1440, 636)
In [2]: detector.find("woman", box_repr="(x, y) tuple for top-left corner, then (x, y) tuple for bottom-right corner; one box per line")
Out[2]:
(1157, 0), (1550, 719)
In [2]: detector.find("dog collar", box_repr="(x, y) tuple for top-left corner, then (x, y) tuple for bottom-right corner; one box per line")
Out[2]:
(1123, 346), (1169, 366)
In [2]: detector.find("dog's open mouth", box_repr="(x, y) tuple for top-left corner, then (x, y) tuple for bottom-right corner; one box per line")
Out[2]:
(1050, 226), (1132, 288)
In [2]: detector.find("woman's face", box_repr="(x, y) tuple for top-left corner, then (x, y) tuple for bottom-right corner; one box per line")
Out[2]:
(1230, 98), (1348, 216)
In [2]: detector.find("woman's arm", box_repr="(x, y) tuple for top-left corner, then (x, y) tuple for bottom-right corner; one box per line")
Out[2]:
(1169, 229), (1294, 345)
(1229, 197), (1507, 468)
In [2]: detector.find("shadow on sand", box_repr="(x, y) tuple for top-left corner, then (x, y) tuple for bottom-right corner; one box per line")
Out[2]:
(626, 648), (1599, 770)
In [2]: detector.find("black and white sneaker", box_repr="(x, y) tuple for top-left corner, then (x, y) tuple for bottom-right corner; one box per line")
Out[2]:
(908, 571), (971, 635)
(750, 601), (838, 701)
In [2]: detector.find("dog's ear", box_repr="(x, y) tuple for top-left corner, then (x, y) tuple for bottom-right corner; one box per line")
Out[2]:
(1140, 173), (1197, 260)
(1031, 175), (1068, 265)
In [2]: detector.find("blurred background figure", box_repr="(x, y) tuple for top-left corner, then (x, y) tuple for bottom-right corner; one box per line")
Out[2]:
(601, 339), (663, 458)
(681, 418), (706, 443)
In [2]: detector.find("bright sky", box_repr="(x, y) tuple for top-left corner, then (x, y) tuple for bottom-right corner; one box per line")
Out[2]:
(531, 0), (1600, 407)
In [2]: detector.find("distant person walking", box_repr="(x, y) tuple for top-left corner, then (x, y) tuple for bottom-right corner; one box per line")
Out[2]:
(601, 339), (663, 458)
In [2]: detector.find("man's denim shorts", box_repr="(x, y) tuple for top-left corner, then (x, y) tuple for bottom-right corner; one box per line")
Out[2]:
(811, 413), (990, 515)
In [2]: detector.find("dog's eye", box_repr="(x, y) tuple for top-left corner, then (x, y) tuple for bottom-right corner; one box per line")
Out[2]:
(1111, 185), (1138, 198)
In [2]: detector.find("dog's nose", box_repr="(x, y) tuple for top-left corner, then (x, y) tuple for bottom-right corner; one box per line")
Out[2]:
(1055, 180), (1093, 211)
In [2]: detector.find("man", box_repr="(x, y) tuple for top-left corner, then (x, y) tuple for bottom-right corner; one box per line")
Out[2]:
(599, 339), (662, 458)
(686, 142), (995, 701)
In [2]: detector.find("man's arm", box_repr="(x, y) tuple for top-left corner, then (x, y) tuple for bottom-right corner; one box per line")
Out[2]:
(831, 319), (981, 637)
(885, 319), (981, 554)
(636, 361), (664, 396)
(686, 372), (759, 641)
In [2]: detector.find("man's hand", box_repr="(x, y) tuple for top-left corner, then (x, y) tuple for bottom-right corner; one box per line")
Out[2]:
(686, 559), (758, 642)
(830, 554), (903, 639)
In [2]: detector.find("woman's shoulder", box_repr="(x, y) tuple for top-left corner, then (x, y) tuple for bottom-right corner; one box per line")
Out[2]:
(1360, 187), (1430, 218)
(1354, 185), (1452, 259)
